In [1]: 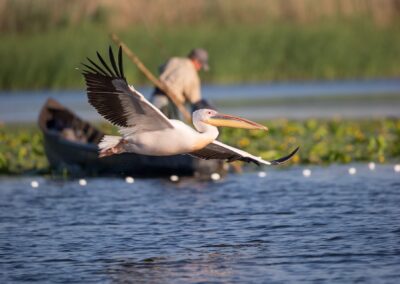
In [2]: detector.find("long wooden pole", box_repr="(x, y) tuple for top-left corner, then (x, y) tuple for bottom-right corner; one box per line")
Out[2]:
(110, 33), (192, 122)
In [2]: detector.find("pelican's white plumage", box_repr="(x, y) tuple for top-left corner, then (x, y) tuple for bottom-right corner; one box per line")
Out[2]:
(82, 47), (298, 166)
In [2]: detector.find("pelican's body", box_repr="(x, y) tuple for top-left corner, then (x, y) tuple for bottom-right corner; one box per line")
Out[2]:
(121, 118), (218, 156)
(83, 47), (298, 166)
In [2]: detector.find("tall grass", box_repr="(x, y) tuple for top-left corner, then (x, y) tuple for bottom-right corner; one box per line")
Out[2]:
(1, 0), (400, 90)
(1, 20), (400, 90)
(2, 0), (400, 33)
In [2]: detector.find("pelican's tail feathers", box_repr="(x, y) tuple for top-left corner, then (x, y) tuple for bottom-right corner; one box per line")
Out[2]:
(98, 135), (124, 158)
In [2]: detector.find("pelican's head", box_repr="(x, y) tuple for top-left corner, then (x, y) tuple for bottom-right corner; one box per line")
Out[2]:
(192, 109), (268, 132)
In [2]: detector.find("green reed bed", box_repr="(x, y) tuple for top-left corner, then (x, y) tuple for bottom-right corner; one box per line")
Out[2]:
(1, 118), (399, 175)
(1, 19), (400, 90)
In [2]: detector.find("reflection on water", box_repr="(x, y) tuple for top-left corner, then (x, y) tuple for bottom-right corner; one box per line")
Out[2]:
(1, 164), (400, 283)
(108, 253), (235, 283)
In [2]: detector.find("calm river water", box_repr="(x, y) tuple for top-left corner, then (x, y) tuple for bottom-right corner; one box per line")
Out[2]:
(2, 78), (400, 122)
(1, 164), (400, 283)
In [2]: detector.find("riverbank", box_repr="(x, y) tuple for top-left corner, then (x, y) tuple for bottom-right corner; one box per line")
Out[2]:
(1, 118), (399, 175)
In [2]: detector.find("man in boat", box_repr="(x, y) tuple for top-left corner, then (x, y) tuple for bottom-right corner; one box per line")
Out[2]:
(151, 48), (214, 119)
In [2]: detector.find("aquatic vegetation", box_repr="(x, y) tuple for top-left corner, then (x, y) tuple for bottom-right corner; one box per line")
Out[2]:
(220, 118), (400, 165)
(0, 125), (47, 174)
(1, 118), (399, 175)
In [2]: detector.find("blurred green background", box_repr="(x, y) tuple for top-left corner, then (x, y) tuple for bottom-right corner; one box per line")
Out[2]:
(1, 0), (400, 90)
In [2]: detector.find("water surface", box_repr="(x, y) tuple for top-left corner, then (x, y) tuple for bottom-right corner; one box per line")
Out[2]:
(2, 79), (400, 122)
(1, 164), (400, 283)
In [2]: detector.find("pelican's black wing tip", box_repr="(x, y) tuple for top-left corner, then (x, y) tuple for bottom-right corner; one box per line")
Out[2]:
(117, 45), (125, 79)
(270, 146), (300, 165)
(108, 46), (121, 78)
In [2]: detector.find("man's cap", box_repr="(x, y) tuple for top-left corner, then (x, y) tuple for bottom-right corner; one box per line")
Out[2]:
(188, 48), (209, 71)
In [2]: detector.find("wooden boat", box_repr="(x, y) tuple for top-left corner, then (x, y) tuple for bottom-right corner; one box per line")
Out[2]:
(38, 98), (226, 178)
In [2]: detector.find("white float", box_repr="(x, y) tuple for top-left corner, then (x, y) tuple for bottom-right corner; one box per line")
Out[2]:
(302, 169), (311, 177)
(210, 173), (221, 181)
(125, 176), (135, 184)
(258, 171), (266, 178)
(170, 175), (179, 182)
(348, 167), (357, 175)
(368, 162), (375, 171)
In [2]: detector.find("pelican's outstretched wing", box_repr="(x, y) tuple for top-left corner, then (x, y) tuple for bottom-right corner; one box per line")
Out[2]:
(82, 46), (174, 132)
(190, 141), (299, 166)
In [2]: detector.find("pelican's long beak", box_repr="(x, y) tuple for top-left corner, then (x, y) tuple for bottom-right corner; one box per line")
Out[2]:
(207, 113), (268, 131)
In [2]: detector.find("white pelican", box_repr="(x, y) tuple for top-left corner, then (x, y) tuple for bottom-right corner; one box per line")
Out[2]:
(82, 47), (299, 166)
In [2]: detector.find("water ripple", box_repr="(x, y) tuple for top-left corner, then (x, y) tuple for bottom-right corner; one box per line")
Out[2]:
(1, 164), (400, 283)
